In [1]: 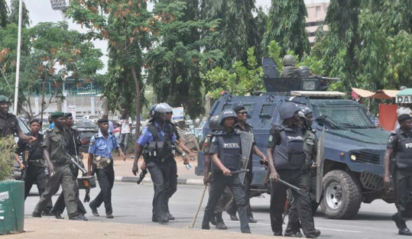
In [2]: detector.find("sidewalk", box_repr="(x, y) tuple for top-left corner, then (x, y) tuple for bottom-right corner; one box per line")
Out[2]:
(6, 218), (278, 239)
(82, 154), (204, 185)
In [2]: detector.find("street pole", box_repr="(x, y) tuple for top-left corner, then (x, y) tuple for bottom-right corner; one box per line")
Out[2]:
(13, 0), (23, 115)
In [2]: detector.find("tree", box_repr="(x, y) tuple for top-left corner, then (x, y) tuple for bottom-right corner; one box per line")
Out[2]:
(0, 0), (8, 28)
(205, 47), (263, 99)
(262, 0), (310, 58)
(8, 0), (30, 27)
(67, 0), (152, 133)
(145, 0), (222, 118)
(200, 0), (265, 69)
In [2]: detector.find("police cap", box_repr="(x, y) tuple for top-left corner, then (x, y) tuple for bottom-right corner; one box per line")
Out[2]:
(51, 112), (64, 119)
(0, 95), (10, 104)
(398, 114), (412, 123)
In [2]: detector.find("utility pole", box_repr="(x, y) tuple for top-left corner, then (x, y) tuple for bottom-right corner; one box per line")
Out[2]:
(13, 0), (23, 114)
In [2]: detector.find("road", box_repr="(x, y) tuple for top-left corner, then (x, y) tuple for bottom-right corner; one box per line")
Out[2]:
(25, 182), (402, 239)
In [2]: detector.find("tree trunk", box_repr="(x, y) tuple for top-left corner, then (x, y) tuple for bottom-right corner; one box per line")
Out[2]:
(40, 78), (46, 123)
(131, 67), (141, 139)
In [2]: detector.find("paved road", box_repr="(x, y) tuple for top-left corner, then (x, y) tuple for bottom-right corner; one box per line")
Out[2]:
(25, 182), (403, 239)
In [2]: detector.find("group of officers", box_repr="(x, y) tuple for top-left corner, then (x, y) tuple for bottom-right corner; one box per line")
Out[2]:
(2, 84), (412, 237)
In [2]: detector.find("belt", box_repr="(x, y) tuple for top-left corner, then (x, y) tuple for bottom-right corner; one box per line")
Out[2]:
(28, 159), (43, 164)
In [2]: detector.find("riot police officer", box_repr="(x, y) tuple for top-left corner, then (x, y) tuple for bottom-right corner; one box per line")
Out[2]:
(298, 66), (312, 77)
(266, 102), (320, 238)
(88, 118), (124, 219)
(281, 55), (299, 78)
(384, 114), (412, 236)
(285, 107), (318, 237)
(133, 103), (177, 224)
(18, 119), (53, 215)
(32, 112), (85, 220)
(226, 105), (267, 223)
(201, 109), (251, 234)
(51, 113), (87, 220)
(202, 115), (232, 230)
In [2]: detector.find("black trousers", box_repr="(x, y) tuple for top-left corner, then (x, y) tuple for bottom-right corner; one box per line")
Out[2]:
(24, 164), (53, 212)
(90, 163), (115, 214)
(270, 169), (316, 236)
(147, 160), (171, 221)
(164, 158), (178, 214)
(286, 171), (319, 233)
(393, 168), (412, 227)
(202, 172), (251, 233)
(33, 164), (79, 218)
(226, 171), (254, 218)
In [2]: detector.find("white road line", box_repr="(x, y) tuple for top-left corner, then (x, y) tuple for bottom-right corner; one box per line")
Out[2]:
(225, 221), (362, 233)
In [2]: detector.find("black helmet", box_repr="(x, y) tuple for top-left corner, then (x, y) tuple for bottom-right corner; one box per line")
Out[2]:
(149, 104), (158, 119)
(299, 107), (312, 118)
(154, 103), (173, 121)
(279, 102), (301, 121)
(209, 115), (221, 131)
(283, 55), (296, 66)
(298, 66), (311, 77)
(219, 109), (238, 125)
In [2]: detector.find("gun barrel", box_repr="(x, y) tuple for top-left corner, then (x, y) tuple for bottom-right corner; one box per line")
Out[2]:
(69, 156), (87, 175)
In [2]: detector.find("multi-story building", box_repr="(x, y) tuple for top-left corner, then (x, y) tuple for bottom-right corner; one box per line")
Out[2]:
(306, 2), (329, 45)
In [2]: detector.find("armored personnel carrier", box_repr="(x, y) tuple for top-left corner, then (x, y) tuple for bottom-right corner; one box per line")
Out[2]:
(196, 57), (393, 219)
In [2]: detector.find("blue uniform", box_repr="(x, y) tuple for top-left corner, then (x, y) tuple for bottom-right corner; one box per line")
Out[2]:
(88, 131), (119, 216)
(88, 132), (119, 159)
(137, 122), (177, 146)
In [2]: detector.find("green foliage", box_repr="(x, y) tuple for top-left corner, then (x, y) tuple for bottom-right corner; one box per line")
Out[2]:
(200, 0), (265, 69)
(205, 47), (263, 99)
(262, 0), (310, 58)
(0, 136), (17, 181)
(146, 0), (222, 118)
(8, 0), (30, 28)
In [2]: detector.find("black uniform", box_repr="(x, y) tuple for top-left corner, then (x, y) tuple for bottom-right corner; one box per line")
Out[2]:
(0, 112), (21, 137)
(17, 132), (53, 213)
(226, 123), (254, 219)
(163, 123), (179, 216)
(267, 123), (317, 237)
(51, 128), (87, 216)
(201, 128), (251, 233)
(137, 121), (176, 222)
(388, 128), (412, 227)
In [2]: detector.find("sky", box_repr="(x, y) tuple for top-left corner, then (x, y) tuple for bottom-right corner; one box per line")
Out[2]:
(6, 0), (330, 74)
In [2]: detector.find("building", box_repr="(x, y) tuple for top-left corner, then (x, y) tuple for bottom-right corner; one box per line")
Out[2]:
(306, 2), (329, 45)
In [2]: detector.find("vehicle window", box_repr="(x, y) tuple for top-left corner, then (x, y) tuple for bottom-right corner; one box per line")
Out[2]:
(18, 118), (30, 134)
(79, 131), (97, 138)
(312, 104), (375, 129)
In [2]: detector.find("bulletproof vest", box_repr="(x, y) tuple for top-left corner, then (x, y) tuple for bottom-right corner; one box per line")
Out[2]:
(27, 133), (44, 160)
(0, 113), (17, 137)
(281, 66), (299, 78)
(273, 125), (305, 170)
(394, 132), (412, 168)
(212, 131), (242, 172)
(144, 122), (175, 161)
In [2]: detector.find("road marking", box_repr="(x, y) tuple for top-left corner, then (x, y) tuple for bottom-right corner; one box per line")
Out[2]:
(225, 221), (362, 233)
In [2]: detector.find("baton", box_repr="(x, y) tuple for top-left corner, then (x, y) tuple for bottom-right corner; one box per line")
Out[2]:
(272, 178), (301, 192)
(68, 154), (87, 175)
(231, 169), (249, 175)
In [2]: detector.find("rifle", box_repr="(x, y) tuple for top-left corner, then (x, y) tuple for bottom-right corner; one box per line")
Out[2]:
(68, 154), (96, 202)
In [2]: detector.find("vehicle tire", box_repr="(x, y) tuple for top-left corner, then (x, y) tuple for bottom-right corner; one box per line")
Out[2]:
(320, 170), (362, 219)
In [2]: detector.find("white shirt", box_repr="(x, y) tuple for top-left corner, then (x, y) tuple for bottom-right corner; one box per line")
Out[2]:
(120, 117), (132, 134)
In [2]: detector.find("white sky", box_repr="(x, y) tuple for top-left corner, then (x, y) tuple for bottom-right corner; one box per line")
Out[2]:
(6, 0), (329, 74)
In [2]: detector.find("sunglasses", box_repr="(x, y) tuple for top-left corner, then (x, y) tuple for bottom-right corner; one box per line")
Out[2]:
(238, 111), (248, 115)
(165, 112), (173, 115)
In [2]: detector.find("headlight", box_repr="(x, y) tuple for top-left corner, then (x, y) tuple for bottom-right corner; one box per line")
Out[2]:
(350, 155), (357, 161)
(302, 80), (316, 90)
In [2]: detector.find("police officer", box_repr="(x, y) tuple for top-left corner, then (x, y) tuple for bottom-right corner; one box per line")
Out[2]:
(32, 112), (85, 220)
(266, 102), (320, 238)
(201, 109), (251, 234)
(0, 95), (35, 169)
(163, 103), (193, 220)
(133, 103), (177, 224)
(226, 105), (267, 223)
(202, 115), (232, 230)
(51, 113), (87, 220)
(384, 114), (412, 236)
(17, 119), (53, 215)
(285, 107), (318, 237)
(88, 118), (124, 219)
(281, 55), (299, 78)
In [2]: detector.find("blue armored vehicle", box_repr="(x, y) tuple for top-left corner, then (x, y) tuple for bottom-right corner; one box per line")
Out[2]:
(196, 57), (393, 219)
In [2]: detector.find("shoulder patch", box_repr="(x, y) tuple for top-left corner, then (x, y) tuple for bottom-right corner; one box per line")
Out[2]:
(90, 140), (95, 146)
(212, 136), (217, 143)
(268, 135), (273, 142)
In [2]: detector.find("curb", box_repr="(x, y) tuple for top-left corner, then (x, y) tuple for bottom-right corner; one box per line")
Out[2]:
(115, 176), (204, 186)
